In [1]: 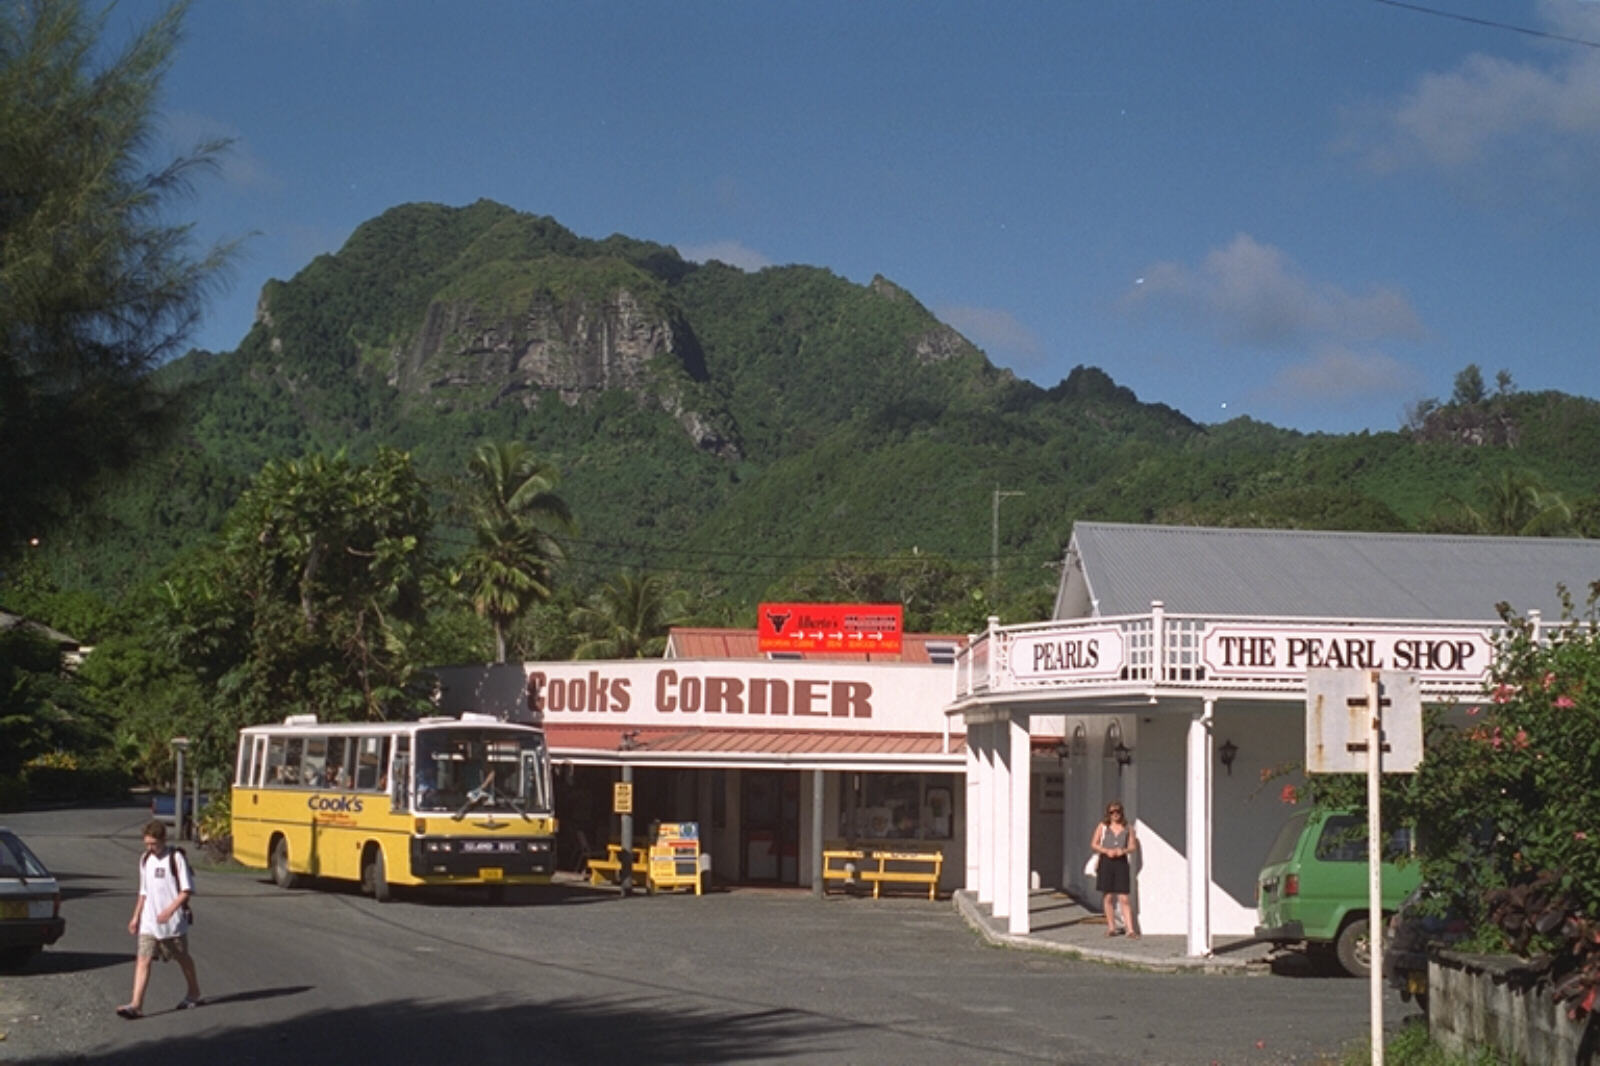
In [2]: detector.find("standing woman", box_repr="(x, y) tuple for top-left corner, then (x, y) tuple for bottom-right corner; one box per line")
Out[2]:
(1091, 802), (1139, 937)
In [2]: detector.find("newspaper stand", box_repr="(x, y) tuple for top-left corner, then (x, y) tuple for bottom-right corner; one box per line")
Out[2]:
(647, 822), (702, 896)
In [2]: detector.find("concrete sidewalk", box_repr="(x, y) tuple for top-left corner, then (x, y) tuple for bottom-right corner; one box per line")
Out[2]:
(955, 887), (1274, 974)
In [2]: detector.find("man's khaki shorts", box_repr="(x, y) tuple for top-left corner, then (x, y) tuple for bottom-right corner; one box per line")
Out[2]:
(137, 934), (190, 962)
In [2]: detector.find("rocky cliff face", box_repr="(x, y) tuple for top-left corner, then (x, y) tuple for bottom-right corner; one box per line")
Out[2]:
(386, 288), (740, 458)
(390, 289), (670, 402)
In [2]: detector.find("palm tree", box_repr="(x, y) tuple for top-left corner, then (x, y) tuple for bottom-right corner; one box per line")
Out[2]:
(569, 571), (688, 660)
(1476, 469), (1572, 537)
(456, 442), (573, 662)
(1426, 469), (1574, 538)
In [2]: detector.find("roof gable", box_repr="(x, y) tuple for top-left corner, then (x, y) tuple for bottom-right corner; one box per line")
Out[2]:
(1057, 522), (1600, 622)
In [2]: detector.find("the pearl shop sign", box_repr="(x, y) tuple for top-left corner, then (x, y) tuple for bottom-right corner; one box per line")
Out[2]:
(1201, 624), (1494, 682)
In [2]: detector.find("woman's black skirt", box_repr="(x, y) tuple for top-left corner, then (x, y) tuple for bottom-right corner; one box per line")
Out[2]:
(1096, 854), (1131, 894)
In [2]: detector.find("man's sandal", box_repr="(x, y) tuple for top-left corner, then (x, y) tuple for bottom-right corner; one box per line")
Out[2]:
(115, 1005), (142, 1020)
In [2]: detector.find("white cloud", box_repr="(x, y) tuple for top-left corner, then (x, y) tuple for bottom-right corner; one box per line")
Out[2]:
(1123, 233), (1424, 350)
(676, 240), (773, 272)
(935, 305), (1045, 366)
(1343, 5), (1600, 185)
(1257, 344), (1423, 409)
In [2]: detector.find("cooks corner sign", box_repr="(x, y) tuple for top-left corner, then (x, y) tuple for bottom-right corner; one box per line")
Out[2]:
(1004, 622), (1495, 685)
(519, 661), (951, 733)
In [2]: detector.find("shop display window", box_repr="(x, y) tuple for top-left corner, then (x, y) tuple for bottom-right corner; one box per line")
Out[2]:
(844, 772), (955, 841)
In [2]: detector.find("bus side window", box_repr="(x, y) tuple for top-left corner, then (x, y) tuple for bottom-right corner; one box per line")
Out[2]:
(356, 736), (389, 790)
(266, 737), (288, 788)
(390, 753), (409, 812)
(326, 736), (350, 788)
(282, 737), (304, 785)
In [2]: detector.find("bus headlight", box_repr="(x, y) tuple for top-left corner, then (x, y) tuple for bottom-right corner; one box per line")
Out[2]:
(423, 840), (455, 853)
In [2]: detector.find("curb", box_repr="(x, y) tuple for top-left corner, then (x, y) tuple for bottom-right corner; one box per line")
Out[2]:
(952, 890), (1270, 975)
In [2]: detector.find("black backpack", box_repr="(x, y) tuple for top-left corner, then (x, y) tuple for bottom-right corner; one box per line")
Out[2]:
(144, 846), (195, 925)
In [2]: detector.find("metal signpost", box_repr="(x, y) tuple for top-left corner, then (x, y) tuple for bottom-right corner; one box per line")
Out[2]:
(170, 737), (190, 840)
(1306, 669), (1422, 1066)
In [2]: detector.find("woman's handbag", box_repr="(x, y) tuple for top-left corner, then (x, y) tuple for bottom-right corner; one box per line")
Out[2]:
(1083, 853), (1099, 877)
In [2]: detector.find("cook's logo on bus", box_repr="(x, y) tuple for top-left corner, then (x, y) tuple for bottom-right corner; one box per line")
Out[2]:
(307, 794), (364, 813)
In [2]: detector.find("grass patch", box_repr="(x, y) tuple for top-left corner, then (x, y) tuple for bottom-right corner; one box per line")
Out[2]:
(1335, 1021), (1510, 1065)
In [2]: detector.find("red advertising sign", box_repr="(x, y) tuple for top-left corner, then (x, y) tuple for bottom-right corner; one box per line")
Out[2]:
(758, 603), (903, 654)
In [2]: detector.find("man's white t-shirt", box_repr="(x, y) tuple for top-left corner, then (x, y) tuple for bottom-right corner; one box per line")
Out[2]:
(138, 848), (193, 939)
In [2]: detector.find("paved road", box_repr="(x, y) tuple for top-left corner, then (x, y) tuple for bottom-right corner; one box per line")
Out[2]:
(1, 806), (1414, 1065)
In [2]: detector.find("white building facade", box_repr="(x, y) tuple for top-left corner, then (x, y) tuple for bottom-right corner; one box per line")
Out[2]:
(953, 522), (1600, 955)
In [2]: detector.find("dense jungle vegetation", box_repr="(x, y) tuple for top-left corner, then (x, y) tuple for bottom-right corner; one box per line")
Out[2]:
(6, 195), (1600, 795)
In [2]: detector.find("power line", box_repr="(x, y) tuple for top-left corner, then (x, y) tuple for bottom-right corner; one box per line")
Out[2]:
(430, 531), (1055, 584)
(432, 530), (1053, 566)
(1367, 0), (1600, 49)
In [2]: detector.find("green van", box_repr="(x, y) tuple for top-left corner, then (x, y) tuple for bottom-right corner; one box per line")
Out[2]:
(1255, 808), (1421, 977)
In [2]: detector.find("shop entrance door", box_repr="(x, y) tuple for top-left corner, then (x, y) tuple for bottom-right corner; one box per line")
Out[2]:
(740, 771), (798, 883)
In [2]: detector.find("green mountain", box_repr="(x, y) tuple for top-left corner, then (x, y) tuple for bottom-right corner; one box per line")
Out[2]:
(32, 199), (1600, 618)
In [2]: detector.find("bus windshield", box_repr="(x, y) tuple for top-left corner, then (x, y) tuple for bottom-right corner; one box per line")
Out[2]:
(413, 728), (551, 818)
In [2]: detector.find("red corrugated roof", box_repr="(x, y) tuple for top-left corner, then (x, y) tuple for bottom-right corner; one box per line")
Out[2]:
(666, 627), (966, 663)
(545, 722), (964, 758)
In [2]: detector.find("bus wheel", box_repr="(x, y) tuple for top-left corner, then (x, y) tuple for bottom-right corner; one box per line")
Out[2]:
(362, 846), (391, 903)
(270, 837), (302, 890)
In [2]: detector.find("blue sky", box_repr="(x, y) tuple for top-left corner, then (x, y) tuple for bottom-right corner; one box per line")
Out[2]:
(118, 0), (1600, 434)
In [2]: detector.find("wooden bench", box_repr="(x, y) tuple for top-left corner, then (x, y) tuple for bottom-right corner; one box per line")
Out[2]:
(860, 849), (943, 900)
(587, 845), (649, 888)
(822, 848), (867, 894)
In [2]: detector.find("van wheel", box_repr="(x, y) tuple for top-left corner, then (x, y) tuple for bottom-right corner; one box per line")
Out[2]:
(1335, 916), (1372, 977)
(270, 836), (302, 889)
(362, 846), (391, 903)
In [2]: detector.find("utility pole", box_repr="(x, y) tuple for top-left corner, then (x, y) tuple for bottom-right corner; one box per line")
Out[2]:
(991, 485), (1024, 599)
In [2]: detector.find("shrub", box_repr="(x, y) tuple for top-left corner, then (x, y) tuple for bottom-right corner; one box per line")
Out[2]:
(197, 790), (231, 848)
(1409, 585), (1600, 1021)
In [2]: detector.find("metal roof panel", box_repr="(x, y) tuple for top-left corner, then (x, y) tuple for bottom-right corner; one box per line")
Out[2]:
(1064, 522), (1600, 621)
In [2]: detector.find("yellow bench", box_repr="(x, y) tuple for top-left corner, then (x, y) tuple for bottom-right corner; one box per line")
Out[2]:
(860, 849), (943, 900)
(587, 845), (649, 888)
(822, 848), (867, 893)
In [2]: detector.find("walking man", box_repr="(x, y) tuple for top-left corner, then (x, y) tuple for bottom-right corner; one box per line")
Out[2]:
(117, 820), (202, 1019)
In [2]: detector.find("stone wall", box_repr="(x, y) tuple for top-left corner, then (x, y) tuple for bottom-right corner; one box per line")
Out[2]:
(1429, 951), (1596, 1064)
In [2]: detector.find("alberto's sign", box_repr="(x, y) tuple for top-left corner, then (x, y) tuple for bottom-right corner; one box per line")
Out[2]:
(1201, 624), (1493, 682)
(758, 602), (903, 654)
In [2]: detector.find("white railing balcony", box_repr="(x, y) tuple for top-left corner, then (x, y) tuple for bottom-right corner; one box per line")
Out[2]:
(952, 603), (1524, 705)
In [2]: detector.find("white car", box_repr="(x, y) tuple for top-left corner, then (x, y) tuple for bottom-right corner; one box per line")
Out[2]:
(0, 827), (65, 971)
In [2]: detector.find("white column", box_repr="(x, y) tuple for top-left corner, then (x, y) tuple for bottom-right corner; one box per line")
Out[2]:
(978, 722), (995, 905)
(965, 721), (981, 892)
(1186, 699), (1215, 956)
(1008, 714), (1032, 935)
(993, 719), (1012, 919)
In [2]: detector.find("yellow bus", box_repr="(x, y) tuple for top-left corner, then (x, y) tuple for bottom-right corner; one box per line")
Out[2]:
(232, 713), (556, 901)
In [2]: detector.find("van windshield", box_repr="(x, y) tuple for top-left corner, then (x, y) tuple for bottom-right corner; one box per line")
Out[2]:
(1263, 811), (1310, 866)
